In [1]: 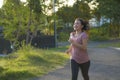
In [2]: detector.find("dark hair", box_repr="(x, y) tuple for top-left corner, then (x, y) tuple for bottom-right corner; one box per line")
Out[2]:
(76, 18), (90, 31)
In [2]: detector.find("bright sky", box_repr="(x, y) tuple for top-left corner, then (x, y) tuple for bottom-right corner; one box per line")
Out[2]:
(0, 0), (96, 10)
(64, 0), (75, 6)
(0, 0), (3, 8)
(0, 0), (74, 8)
(0, 0), (27, 8)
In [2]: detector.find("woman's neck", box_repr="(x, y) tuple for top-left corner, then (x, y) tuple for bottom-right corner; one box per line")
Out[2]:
(74, 30), (82, 37)
(76, 30), (82, 35)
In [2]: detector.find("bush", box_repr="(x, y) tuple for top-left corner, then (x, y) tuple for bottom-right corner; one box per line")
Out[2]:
(58, 32), (69, 42)
(89, 27), (109, 41)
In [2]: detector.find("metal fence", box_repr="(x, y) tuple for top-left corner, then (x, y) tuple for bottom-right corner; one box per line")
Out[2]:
(0, 38), (12, 54)
(0, 35), (55, 54)
(31, 36), (55, 48)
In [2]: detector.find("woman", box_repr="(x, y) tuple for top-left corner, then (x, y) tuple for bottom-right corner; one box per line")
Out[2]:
(66, 18), (90, 80)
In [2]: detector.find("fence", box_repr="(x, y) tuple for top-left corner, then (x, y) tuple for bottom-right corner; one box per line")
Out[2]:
(0, 35), (55, 54)
(31, 36), (55, 48)
(0, 38), (12, 54)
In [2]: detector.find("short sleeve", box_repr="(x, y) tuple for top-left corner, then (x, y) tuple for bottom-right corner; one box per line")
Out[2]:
(81, 32), (88, 40)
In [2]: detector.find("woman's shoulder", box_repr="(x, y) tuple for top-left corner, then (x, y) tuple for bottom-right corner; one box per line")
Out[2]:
(81, 32), (87, 35)
(81, 32), (88, 38)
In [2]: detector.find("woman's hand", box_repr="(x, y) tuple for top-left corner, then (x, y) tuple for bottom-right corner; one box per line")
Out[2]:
(68, 38), (74, 43)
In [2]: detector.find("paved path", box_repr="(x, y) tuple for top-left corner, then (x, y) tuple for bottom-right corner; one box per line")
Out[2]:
(32, 41), (120, 80)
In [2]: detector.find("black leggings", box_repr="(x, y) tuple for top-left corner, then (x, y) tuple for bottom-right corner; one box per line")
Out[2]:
(71, 59), (90, 80)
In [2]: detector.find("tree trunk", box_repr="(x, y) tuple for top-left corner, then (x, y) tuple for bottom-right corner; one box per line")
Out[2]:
(26, 8), (32, 44)
(29, 26), (37, 44)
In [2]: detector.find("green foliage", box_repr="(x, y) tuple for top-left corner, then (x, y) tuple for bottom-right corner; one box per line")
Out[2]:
(0, 0), (49, 46)
(0, 45), (69, 80)
(72, 0), (91, 20)
(56, 0), (91, 23)
(91, 0), (120, 39)
(27, 0), (42, 14)
(96, 0), (120, 21)
(58, 32), (69, 42)
(0, 0), (29, 42)
(89, 27), (109, 41)
(56, 6), (74, 23)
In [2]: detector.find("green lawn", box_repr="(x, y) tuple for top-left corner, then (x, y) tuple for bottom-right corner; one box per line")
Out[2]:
(0, 45), (69, 80)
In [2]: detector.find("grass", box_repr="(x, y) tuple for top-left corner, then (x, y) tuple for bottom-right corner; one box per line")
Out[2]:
(98, 42), (120, 48)
(0, 45), (69, 80)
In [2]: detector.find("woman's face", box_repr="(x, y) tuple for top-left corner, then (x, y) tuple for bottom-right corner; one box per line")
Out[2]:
(73, 20), (83, 31)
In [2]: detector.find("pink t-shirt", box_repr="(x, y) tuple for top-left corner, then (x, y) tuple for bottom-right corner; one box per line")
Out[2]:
(70, 32), (90, 64)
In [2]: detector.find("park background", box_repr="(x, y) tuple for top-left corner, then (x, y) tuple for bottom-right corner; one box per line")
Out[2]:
(0, 0), (120, 80)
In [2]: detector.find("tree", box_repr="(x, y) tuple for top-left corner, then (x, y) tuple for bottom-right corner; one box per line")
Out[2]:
(0, 0), (47, 49)
(72, 0), (91, 20)
(26, 0), (43, 44)
(0, 0), (30, 49)
(91, 0), (120, 38)
(56, 0), (91, 26)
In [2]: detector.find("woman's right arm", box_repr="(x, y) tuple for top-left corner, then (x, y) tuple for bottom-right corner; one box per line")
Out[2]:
(65, 32), (74, 54)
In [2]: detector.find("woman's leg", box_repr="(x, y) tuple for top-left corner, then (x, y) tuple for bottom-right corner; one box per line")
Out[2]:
(71, 59), (79, 80)
(80, 61), (90, 80)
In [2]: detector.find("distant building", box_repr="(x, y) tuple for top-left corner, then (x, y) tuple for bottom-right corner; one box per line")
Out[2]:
(89, 17), (110, 27)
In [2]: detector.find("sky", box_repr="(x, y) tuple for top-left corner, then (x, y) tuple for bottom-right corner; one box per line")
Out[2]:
(0, 0), (27, 8)
(0, 0), (3, 8)
(0, 0), (96, 10)
(0, 0), (75, 8)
